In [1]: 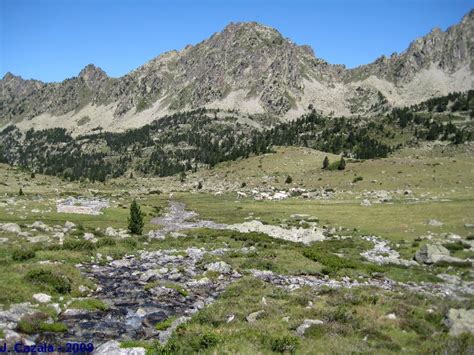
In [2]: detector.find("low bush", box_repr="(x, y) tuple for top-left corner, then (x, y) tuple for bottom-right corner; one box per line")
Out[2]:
(270, 335), (299, 353)
(25, 268), (71, 294)
(442, 241), (464, 251)
(12, 248), (36, 261)
(96, 237), (116, 248)
(63, 239), (96, 251)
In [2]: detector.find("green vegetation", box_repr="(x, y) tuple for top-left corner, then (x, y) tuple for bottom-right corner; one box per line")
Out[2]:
(12, 248), (36, 261)
(16, 312), (67, 334)
(322, 156), (329, 170)
(155, 316), (178, 331)
(2, 92), (471, 182)
(25, 268), (72, 294)
(69, 298), (108, 311)
(128, 199), (144, 235)
(77, 116), (91, 126)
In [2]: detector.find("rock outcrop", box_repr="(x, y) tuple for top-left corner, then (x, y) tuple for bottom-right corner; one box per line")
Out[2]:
(414, 244), (471, 266)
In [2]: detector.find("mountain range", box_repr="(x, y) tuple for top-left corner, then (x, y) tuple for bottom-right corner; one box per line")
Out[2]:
(1, 10), (472, 134)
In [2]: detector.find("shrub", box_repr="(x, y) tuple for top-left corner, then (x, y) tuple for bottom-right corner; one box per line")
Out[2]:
(270, 335), (299, 353)
(63, 239), (96, 251)
(12, 248), (36, 261)
(17, 312), (48, 334)
(198, 332), (220, 350)
(285, 175), (293, 184)
(39, 322), (68, 332)
(352, 176), (363, 183)
(121, 238), (138, 249)
(25, 268), (71, 294)
(442, 241), (464, 251)
(96, 237), (116, 248)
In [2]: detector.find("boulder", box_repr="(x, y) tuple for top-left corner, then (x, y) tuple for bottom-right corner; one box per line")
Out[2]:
(246, 310), (265, 323)
(1, 223), (21, 234)
(296, 319), (324, 336)
(105, 227), (117, 237)
(444, 309), (474, 336)
(27, 235), (50, 243)
(415, 244), (471, 266)
(3, 329), (22, 344)
(94, 340), (146, 355)
(415, 244), (450, 264)
(205, 261), (232, 274)
(64, 221), (76, 230)
(32, 293), (52, 304)
(148, 230), (165, 240)
(31, 221), (50, 232)
(83, 233), (97, 242)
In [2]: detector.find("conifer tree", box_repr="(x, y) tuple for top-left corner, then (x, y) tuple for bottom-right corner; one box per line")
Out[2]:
(338, 157), (346, 170)
(322, 156), (329, 170)
(19, 188), (24, 196)
(128, 199), (144, 235)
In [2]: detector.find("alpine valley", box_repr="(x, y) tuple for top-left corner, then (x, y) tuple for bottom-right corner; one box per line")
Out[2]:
(0, 8), (473, 355)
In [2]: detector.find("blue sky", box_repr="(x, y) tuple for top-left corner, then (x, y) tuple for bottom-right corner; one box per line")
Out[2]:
(1, 0), (472, 82)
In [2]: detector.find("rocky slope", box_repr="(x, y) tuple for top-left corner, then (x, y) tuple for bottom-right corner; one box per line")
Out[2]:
(1, 10), (472, 134)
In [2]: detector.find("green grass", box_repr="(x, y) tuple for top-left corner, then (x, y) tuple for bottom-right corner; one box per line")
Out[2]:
(68, 298), (108, 311)
(155, 316), (178, 331)
(137, 276), (474, 354)
(177, 192), (473, 242)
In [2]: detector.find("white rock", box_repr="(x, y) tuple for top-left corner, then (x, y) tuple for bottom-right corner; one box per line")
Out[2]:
(83, 232), (96, 241)
(94, 340), (146, 355)
(105, 227), (117, 237)
(64, 221), (76, 230)
(205, 261), (232, 274)
(4, 329), (22, 343)
(445, 309), (474, 336)
(246, 310), (265, 323)
(27, 235), (50, 243)
(33, 293), (52, 304)
(31, 221), (50, 231)
(1, 223), (21, 234)
(296, 319), (324, 336)
(385, 313), (397, 320)
(78, 285), (91, 294)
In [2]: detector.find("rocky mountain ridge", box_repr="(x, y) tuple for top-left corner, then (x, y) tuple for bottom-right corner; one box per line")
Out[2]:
(1, 10), (472, 134)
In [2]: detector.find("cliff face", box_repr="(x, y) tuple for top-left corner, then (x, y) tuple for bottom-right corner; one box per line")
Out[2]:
(1, 11), (472, 133)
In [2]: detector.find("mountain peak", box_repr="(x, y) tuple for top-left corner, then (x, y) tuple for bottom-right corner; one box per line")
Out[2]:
(2, 72), (22, 81)
(78, 64), (108, 82)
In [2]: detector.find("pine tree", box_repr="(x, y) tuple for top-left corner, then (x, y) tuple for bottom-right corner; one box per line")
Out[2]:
(128, 199), (144, 235)
(322, 156), (329, 170)
(19, 188), (24, 196)
(338, 157), (346, 170)
(285, 175), (293, 184)
(197, 181), (203, 190)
